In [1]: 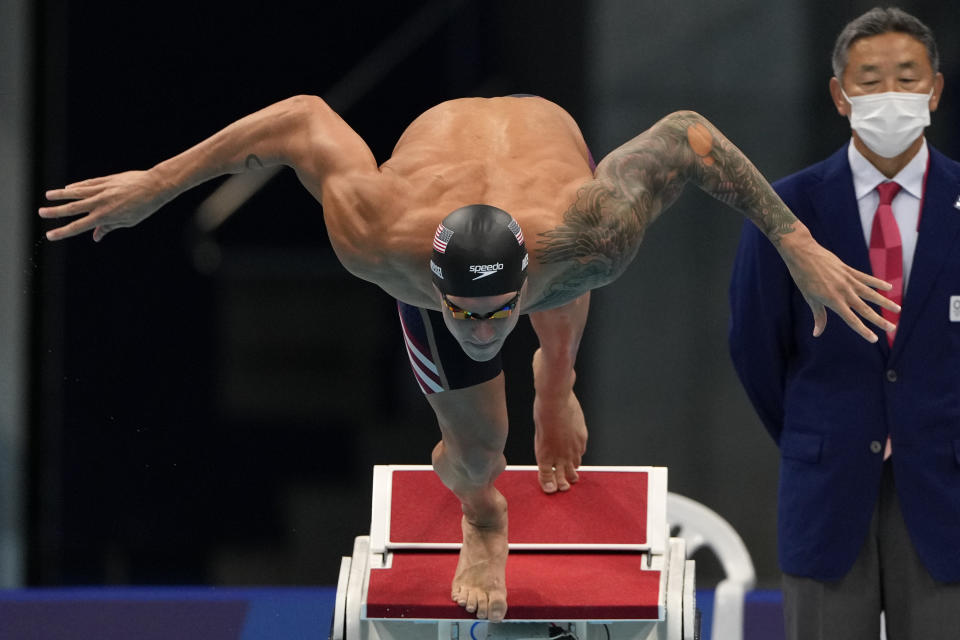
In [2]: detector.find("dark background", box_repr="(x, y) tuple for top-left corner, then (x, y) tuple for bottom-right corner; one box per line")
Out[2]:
(8, 0), (959, 589)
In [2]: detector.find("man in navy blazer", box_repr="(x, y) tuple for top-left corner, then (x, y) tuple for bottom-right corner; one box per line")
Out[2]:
(729, 7), (960, 640)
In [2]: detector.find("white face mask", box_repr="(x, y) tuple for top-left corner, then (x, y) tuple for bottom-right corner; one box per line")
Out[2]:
(842, 88), (932, 158)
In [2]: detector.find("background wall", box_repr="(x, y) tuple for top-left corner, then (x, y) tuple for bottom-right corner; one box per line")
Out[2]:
(13, 0), (960, 591)
(0, 0), (31, 589)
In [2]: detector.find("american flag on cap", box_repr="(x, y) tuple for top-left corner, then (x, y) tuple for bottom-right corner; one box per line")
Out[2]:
(433, 223), (454, 253)
(508, 219), (524, 245)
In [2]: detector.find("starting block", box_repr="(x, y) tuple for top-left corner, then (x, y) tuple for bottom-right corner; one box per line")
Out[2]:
(332, 466), (698, 640)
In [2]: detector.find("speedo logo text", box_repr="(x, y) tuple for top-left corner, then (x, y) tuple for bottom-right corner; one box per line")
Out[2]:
(470, 263), (504, 280)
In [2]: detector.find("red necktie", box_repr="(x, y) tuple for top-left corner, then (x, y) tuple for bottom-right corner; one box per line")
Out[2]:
(869, 181), (903, 346)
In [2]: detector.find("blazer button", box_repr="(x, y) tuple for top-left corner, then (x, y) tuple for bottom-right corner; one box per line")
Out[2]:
(886, 369), (898, 382)
(870, 440), (883, 454)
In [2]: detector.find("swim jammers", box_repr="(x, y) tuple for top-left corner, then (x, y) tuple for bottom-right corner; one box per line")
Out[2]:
(397, 301), (502, 394)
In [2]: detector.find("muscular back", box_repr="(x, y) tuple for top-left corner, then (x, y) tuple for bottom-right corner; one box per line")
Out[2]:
(320, 97), (595, 309)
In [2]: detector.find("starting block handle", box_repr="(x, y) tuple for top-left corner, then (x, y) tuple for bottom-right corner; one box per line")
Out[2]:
(331, 557), (351, 640)
(666, 538), (687, 640)
(683, 559), (696, 640)
(345, 536), (370, 640)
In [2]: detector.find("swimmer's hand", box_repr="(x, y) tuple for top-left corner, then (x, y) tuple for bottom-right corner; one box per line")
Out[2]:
(39, 169), (174, 242)
(776, 220), (899, 343)
(532, 348), (587, 494)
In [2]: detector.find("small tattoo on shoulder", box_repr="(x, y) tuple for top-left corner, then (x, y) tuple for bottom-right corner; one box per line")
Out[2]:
(245, 154), (264, 170)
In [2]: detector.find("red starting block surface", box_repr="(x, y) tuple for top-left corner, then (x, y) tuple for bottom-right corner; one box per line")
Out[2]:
(365, 552), (662, 621)
(371, 466), (665, 553)
(353, 466), (670, 623)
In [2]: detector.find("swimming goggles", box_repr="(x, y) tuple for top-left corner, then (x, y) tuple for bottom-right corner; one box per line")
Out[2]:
(442, 292), (520, 320)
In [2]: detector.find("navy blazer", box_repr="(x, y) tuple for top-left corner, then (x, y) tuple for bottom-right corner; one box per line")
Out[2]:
(729, 143), (960, 581)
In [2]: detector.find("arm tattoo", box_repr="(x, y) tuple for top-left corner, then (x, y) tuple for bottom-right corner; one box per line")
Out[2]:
(680, 115), (797, 241)
(536, 111), (796, 304)
(245, 154), (264, 170)
(535, 176), (652, 308)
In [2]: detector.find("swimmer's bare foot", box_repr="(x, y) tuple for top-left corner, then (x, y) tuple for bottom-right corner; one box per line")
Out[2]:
(451, 509), (508, 622)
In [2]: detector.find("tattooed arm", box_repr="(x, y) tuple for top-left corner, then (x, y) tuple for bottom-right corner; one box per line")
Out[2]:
(536, 110), (899, 342)
(40, 95), (377, 241)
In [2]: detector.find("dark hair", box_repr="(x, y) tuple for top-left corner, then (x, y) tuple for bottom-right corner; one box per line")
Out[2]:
(832, 7), (939, 79)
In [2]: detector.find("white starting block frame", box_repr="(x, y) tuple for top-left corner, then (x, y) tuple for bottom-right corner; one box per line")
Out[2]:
(332, 465), (697, 640)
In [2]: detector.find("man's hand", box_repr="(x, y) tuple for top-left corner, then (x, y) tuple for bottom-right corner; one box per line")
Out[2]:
(777, 221), (899, 343)
(532, 348), (587, 494)
(40, 170), (173, 242)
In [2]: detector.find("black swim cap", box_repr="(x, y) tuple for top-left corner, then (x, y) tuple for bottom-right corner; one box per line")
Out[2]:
(430, 204), (528, 297)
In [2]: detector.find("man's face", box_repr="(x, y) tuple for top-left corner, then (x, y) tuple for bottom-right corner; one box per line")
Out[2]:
(831, 31), (943, 112)
(437, 287), (524, 362)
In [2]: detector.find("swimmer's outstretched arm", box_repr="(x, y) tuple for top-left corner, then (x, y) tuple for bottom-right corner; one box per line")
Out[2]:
(40, 95), (377, 242)
(529, 291), (590, 494)
(535, 110), (898, 343)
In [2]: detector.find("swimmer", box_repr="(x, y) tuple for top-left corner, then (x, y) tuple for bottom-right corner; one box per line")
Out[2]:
(39, 95), (899, 621)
